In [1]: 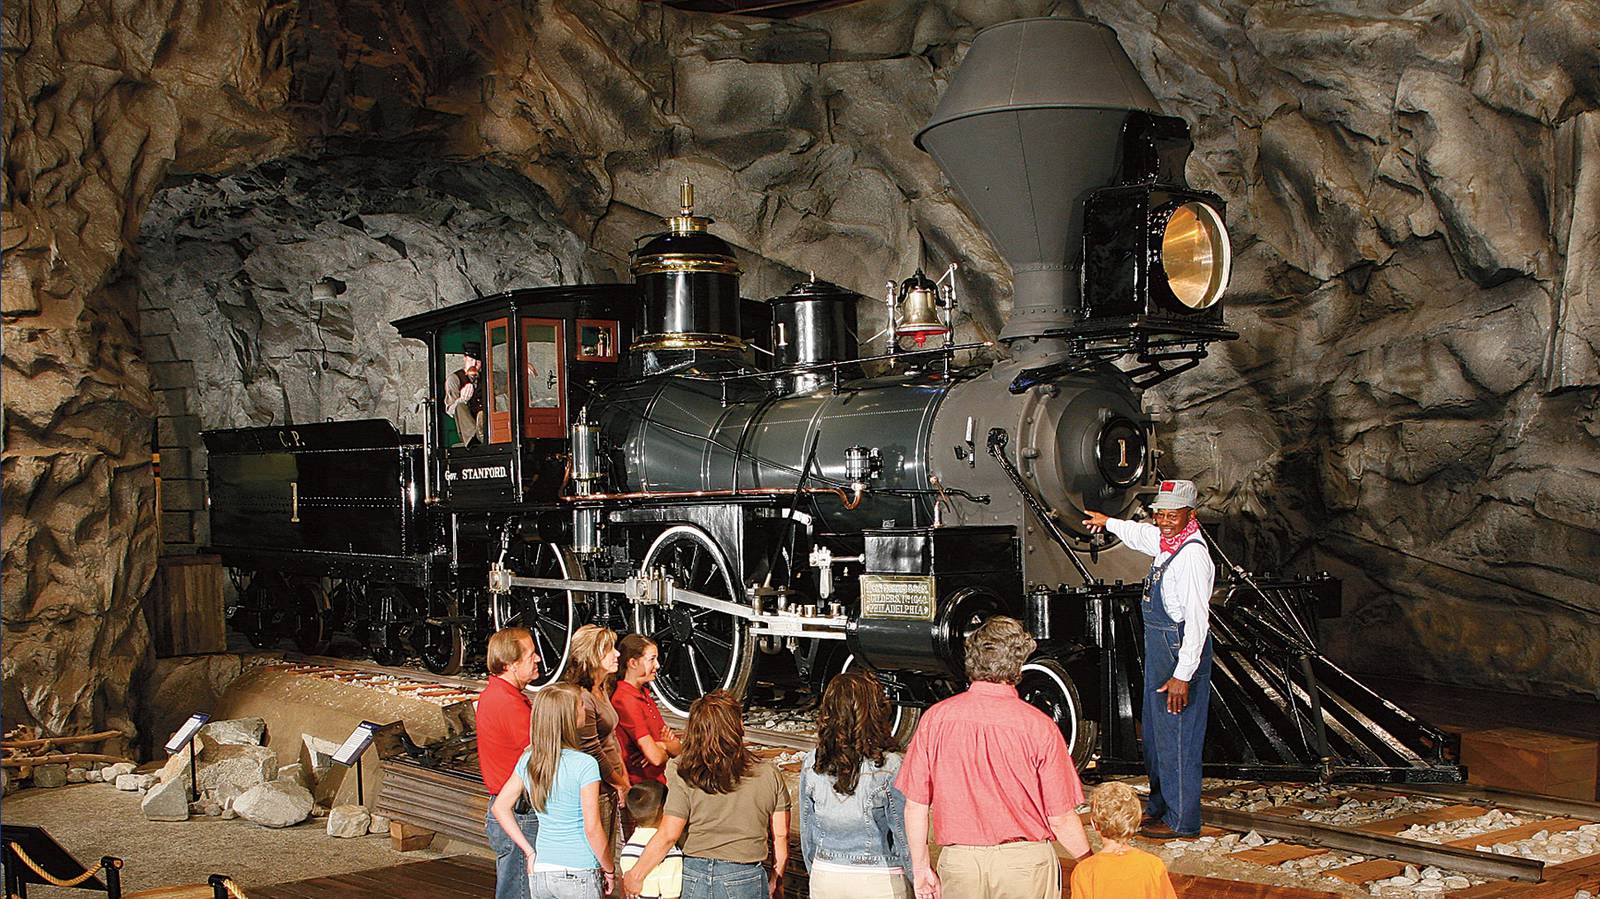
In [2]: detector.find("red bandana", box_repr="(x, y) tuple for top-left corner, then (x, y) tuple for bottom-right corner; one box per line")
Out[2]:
(1159, 517), (1201, 555)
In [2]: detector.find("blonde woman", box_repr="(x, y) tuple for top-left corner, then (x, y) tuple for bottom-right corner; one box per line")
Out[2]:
(491, 682), (616, 899)
(562, 624), (630, 883)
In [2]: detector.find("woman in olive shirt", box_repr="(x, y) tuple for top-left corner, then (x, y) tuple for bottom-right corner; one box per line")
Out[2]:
(622, 690), (790, 899)
(563, 624), (631, 887)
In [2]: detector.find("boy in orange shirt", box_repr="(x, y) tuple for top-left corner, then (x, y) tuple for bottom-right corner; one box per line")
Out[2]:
(1070, 782), (1178, 899)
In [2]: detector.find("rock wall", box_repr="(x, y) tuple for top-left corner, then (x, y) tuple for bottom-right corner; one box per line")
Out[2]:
(5, 0), (1598, 740)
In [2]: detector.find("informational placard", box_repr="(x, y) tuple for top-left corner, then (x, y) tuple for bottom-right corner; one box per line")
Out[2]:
(164, 713), (210, 753)
(859, 574), (937, 621)
(332, 720), (382, 766)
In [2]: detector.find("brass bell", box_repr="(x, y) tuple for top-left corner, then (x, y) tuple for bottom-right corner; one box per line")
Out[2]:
(894, 268), (948, 346)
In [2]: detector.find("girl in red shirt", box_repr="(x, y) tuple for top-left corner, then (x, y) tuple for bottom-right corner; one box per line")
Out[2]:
(611, 634), (683, 785)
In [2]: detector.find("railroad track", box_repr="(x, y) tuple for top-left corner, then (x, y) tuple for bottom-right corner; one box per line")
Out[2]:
(280, 653), (819, 750)
(1165, 779), (1600, 896)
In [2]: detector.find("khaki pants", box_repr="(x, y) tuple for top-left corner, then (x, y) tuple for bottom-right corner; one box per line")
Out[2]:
(936, 841), (1059, 899)
(809, 866), (911, 899)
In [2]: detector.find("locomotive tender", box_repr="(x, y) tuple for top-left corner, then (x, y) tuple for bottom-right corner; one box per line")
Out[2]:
(208, 19), (1463, 782)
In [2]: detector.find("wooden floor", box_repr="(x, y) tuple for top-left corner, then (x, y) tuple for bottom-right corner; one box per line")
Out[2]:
(248, 856), (495, 898)
(241, 853), (1362, 898)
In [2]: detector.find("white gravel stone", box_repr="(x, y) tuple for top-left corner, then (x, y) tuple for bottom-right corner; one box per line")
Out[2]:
(369, 813), (392, 835)
(66, 767), (88, 783)
(104, 762), (137, 780)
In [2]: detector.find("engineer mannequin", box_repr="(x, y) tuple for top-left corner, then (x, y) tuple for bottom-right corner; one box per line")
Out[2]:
(444, 342), (485, 446)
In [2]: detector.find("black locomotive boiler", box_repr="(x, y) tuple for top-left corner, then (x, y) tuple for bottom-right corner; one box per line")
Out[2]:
(208, 19), (1462, 783)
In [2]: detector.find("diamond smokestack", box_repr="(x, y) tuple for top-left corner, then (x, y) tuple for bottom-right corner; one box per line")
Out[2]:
(916, 18), (1162, 346)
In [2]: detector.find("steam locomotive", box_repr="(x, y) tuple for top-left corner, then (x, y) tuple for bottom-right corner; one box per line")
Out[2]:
(207, 19), (1462, 782)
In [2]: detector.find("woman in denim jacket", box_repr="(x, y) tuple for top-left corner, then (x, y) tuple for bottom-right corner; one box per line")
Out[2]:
(800, 670), (914, 899)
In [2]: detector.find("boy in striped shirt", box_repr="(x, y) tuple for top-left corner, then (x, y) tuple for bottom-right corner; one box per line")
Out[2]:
(621, 781), (682, 899)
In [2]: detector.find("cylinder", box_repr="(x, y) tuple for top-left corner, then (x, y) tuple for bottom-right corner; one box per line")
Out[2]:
(768, 278), (862, 394)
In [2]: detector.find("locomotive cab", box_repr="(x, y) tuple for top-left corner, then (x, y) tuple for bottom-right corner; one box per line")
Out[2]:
(392, 285), (638, 508)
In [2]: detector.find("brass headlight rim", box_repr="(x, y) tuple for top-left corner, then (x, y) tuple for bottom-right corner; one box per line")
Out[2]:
(1158, 201), (1231, 311)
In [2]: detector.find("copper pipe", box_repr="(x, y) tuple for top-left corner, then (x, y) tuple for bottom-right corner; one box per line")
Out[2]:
(561, 484), (864, 511)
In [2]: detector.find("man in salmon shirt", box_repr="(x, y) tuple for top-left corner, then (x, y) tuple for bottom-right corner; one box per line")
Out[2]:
(477, 627), (542, 899)
(896, 616), (1091, 899)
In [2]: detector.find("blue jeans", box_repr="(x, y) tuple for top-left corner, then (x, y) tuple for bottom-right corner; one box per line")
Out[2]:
(486, 805), (540, 899)
(530, 868), (604, 899)
(681, 858), (767, 899)
(1141, 622), (1213, 836)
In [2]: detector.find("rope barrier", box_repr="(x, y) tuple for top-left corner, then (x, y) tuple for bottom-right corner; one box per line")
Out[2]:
(215, 874), (252, 899)
(5, 841), (102, 887)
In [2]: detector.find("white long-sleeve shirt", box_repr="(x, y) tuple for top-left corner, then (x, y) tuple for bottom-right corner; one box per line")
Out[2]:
(1107, 518), (1216, 683)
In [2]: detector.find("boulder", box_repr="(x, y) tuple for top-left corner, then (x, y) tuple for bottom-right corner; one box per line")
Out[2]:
(213, 781), (246, 810)
(300, 734), (340, 784)
(32, 764), (68, 788)
(275, 762), (308, 790)
(66, 767), (88, 784)
(196, 744), (277, 795)
(198, 717), (266, 746)
(326, 804), (371, 838)
(141, 777), (190, 822)
(233, 781), (314, 829)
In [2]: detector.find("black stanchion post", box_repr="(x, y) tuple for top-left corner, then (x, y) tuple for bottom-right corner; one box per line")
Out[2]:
(208, 873), (231, 899)
(189, 735), (199, 802)
(102, 856), (123, 899)
(355, 754), (364, 806)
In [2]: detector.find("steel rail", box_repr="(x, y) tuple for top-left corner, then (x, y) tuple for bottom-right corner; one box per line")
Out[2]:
(1201, 804), (1546, 883)
(1382, 783), (1600, 822)
(284, 653), (822, 749)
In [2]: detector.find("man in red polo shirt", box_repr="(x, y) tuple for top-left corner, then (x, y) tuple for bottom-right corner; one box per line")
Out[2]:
(477, 626), (542, 899)
(896, 616), (1091, 899)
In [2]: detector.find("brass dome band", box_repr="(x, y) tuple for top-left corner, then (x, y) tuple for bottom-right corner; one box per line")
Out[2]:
(632, 332), (749, 353)
(666, 214), (710, 233)
(631, 253), (742, 276)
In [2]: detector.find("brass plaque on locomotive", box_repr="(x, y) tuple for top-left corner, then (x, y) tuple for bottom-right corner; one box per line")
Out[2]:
(860, 575), (936, 621)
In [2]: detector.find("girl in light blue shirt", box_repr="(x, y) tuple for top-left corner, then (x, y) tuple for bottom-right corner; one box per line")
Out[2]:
(491, 682), (616, 899)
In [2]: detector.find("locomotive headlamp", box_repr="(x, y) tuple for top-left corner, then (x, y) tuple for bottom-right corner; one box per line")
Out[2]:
(1078, 184), (1232, 327)
(1160, 201), (1231, 310)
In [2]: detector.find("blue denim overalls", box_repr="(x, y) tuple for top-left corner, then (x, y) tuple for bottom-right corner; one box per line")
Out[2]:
(1141, 538), (1214, 836)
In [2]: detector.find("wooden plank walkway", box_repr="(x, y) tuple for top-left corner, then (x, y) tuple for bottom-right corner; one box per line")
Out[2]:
(241, 853), (1365, 899)
(248, 856), (495, 899)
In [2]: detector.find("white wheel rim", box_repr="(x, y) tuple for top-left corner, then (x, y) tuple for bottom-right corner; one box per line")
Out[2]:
(492, 546), (576, 688)
(1020, 661), (1080, 757)
(638, 525), (746, 717)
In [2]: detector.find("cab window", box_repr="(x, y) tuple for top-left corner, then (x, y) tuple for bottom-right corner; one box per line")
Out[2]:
(486, 318), (512, 444)
(523, 318), (565, 438)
